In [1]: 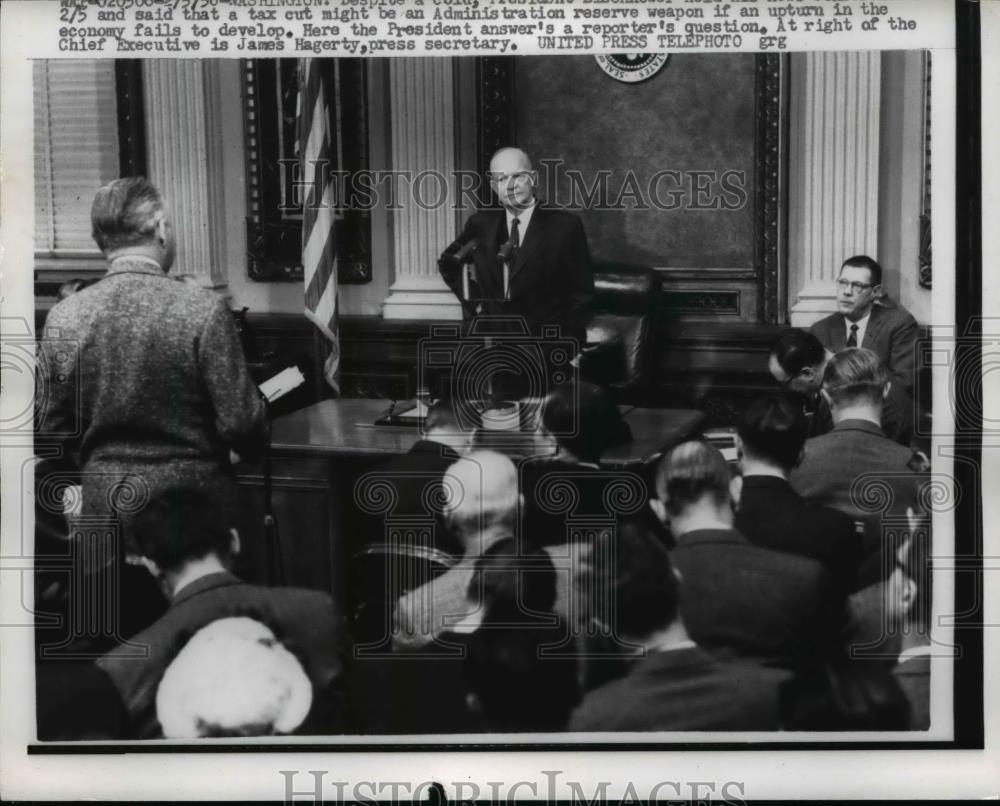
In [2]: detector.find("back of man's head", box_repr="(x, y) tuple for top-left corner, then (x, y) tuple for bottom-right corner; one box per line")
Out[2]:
(587, 518), (681, 640)
(542, 381), (628, 464)
(770, 328), (826, 376)
(738, 395), (808, 471)
(443, 450), (519, 544)
(133, 487), (233, 574)
(91, 177), (165, 253)
(655, 441), (731, 518)
(822, 347), (889, 411)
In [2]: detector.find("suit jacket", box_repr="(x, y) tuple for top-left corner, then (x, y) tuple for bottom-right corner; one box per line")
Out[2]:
(438, 204), (593, 343)
(36, 260), (267, 544)
(798, 386), (912, 446)
(364, 440), (464, 556)
(670, 528), (840, 669)
(97, 572), (347, 738)
(789, 419), (926, 572)
(810, 302), (920, 396)
(569, 645), (787, 731)
(735, 475), (863, 595)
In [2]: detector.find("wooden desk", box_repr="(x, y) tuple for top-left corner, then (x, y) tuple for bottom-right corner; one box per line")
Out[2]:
(269, 398), (704, 465)
(236, 399), (705, 598)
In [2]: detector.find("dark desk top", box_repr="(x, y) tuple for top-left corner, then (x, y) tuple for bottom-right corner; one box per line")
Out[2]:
(270, 399), (705, 467)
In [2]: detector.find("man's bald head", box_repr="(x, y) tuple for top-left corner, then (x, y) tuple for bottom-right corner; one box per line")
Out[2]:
(443, 450), (519, 543)
(490, 147), (533, 174)
(488, 147), (536, 212)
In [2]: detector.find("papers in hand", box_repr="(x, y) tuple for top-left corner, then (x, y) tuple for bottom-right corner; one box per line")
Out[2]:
(259, 365), (305, 403)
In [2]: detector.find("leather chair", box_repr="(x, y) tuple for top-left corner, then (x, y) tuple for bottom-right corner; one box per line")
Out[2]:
(579, 262), (660, 403)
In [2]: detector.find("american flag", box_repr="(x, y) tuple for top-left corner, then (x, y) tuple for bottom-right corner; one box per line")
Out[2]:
(297, 58), (340, 395)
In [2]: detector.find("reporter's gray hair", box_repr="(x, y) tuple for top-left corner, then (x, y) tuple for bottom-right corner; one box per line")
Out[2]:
(443, 450), (518, 536)
(90, 176), (165, 253)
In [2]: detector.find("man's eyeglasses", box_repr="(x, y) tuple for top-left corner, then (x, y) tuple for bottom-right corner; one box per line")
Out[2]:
(488, 171), (533, 184)
(836, 279), (874, 293)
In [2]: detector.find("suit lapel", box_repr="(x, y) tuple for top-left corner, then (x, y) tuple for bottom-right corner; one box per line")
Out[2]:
(830, 316), (847, 351)
(862, 305), (885, 349)
(510, 205), (544, 282)
(475, 214), (507, 299)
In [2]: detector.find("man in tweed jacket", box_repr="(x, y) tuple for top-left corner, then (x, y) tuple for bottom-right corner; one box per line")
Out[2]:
(36, 177), (267, 568)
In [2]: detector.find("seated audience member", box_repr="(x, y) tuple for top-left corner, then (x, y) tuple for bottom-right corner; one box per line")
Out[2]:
(735, 395), (863, 596)
(888, 517), (932, 730)
(96, 488), (347, 739)
(461, 543), (580, 732)
(362, 398), (472, 557)
(520, 381), (641, 551)
(569, 518), (787, 731)
(651, 441), (840, 670)
(810, 255), (919, 399)
(789, 348), (927, 570)
(392, 450), (520, 650)
(768, 328), (911, 445)
(155, 617), (313, 738)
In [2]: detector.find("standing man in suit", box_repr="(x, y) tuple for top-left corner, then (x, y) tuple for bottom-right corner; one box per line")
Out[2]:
(36, 177), (267, 650)
(734, 395), (863, 598)
(438, 147), (593, 344)
(810, 255), (920, 398)
(650, 441), (842, 671)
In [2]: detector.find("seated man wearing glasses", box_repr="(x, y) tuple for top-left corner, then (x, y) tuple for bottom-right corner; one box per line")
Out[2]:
(810, 255), (920, 399)
(438, 147), (593, 346)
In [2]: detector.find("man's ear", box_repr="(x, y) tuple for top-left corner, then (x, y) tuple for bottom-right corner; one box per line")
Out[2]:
(649, 497), (668, 526)
(465, 691), (483, 716)
(155, 214), (169, 247)
(229, 528), (241, 557)
(729, 474), (743, 510)
(899, 575), (918, 614)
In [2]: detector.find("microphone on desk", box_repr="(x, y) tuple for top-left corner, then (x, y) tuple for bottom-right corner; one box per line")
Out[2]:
(441, 238), (478, 267)
(496, 235), (517, 264)
(452, 238), (478, 263)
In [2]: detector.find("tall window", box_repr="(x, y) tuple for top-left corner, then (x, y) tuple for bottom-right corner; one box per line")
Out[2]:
(33, 60), (120, 267)
(33, 59), (145, 299)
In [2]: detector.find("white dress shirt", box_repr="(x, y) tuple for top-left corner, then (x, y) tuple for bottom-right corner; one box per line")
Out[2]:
(844, 310), (872, 347)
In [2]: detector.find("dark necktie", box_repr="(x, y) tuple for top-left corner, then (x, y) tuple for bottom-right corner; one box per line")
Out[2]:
(847, 323), (859, 348)
(509, 216), (520, 260)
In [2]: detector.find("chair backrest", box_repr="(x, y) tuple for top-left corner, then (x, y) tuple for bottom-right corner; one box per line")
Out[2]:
(583, 262), (660, 397)
(350, 543), (458, 646)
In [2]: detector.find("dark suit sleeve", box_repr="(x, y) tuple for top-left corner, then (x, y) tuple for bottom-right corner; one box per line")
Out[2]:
(35, 317), (83, 470)
(808, 317), (836, 353)
(887, 309), (919, 397)
(560, 215), (593, 343)
(438, 216), (479, 318)
(198, 299), (268, 461)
